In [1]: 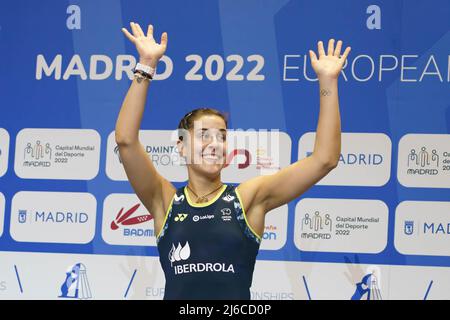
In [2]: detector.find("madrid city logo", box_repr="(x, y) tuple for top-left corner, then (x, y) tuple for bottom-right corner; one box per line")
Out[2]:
(16, 208), (88, 224)
(406, 146), (441, 175)
(58, 263), (92, 299)
(404, 220), (414, 235)
(23, 140), (52, 160)
(18, 210), (27, 223)
(403, 219), (450, 236)
(300, 211), (332, 240)
(302, 211), (333, 232)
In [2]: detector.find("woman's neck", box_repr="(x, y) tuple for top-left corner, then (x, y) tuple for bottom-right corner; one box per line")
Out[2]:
(187, 171), (223, 197)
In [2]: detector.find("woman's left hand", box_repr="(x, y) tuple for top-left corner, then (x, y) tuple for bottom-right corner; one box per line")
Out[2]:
(309, 39), (351, 81)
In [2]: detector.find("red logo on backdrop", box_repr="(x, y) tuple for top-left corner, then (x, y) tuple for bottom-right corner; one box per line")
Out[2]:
(110, 203), (153, 230)
(224, 149), (251, 169)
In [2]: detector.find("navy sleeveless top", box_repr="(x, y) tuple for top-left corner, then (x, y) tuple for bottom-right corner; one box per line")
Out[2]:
(156, 184), (262, 300)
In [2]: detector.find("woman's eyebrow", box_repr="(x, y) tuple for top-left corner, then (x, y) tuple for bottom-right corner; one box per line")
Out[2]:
(199, 128), (227, 132)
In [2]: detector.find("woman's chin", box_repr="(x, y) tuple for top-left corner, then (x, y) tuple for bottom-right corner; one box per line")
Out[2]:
(199, 161), (224, 174)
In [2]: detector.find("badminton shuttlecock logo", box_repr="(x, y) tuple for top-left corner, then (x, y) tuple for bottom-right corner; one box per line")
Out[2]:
(351, 272), (382, 300)
(59, 263), (92, 299)
(110, 203), (153, 230)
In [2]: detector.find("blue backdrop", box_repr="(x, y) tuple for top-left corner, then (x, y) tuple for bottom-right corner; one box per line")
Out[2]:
(0, 0), (449, 270)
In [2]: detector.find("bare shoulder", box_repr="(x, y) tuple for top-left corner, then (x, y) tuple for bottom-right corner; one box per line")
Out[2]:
(235, 176), (267, 237)
(151, 178), (177, 236)
(161, 178), (177, 214)
(235, 175), (265, 212)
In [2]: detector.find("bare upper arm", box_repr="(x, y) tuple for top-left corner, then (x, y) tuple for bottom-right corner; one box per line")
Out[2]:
(117, 141), (176, 229)
(237, 154), (335, 215)
(236, 175), (267, 238)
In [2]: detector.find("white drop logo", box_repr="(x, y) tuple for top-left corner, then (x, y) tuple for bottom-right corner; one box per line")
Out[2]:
(168, 244), (176, 264)
(179, 242), (191, 260)
(174, 243), (183, 261)
(169, 241), (191, 266)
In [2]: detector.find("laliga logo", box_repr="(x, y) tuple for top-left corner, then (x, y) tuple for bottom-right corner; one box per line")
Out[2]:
(223, 149), (251, 169)
(111, 203), (153, 230)
(168, 242), (191, 267)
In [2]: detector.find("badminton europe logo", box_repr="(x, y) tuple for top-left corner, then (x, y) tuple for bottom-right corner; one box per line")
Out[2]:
(58, 263), (92, 299)
(222, 149), (251, 169)
(110, 203), (154, 237)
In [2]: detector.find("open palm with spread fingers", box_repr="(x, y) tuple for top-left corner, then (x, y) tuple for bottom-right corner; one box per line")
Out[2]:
(309, 39), (351, 80)
(121, 22), (168, 67)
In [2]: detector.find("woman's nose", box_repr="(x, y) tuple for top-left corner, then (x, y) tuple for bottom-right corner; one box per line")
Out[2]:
(206, 135), (219, 146)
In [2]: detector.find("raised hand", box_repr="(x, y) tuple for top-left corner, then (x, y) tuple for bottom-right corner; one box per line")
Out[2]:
(309, 39), (351, 81)
(121, 22), (168, 68)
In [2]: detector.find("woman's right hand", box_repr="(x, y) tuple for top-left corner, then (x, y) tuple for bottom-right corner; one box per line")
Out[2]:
(121, 22), (168, 68)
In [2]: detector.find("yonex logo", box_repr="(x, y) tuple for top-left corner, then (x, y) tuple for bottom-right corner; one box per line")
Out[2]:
(222, 194), (235, 202)
(174, 213), (188, 222)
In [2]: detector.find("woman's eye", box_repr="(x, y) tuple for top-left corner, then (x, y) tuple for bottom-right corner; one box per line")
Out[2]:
(198, 131), (226, 142)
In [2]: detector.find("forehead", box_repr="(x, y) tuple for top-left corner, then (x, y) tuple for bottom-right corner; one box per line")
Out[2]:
(192, 115), (227, 130)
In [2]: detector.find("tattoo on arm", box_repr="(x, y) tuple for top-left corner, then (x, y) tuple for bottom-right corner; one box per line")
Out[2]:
(320, 89), (332, 97)
(134, 74), (148, 84)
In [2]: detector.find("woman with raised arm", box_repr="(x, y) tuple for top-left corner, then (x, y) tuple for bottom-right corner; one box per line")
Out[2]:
(116, 21), (350, 300)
